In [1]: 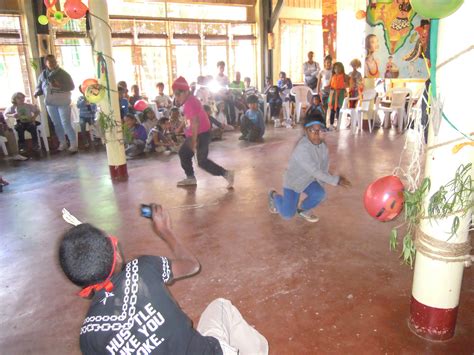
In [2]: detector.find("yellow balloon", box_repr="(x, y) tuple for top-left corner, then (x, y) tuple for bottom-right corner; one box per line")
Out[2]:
(38, 15), (49, 25)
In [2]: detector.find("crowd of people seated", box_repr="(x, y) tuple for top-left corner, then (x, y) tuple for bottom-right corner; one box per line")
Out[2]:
(1, 52), (371, 164)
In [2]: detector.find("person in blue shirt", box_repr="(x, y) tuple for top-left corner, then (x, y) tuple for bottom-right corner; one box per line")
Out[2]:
(77, 86), (97, 148)
(118, 86), (129, 120)
(239, 95), (265, 142)
(124, 113), (147, 158)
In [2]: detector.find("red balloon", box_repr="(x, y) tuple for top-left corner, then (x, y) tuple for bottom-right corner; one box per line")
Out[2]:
(134, 100), (148, 112)
(364, 176), (404, 222)
(44, 0), (58, 8)
(81, 78), (98, 92)
(64, 0), (88, 20)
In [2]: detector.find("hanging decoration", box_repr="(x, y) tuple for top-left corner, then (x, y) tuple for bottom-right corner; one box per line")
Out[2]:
(38, 15), (49, 25)
(85, 84), (106, 104)
(44, 0), (58, 8)
(46, 8), (69, 27)
(355, 10), (366, 20)
(410, 0), (464, 19)
(364, 176), (405, 222)
(64, 0), (89, 20)
(82, 78), (98, 91)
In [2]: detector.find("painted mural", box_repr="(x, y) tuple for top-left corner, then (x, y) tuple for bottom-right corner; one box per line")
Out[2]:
(322, 0), (337, 59)
(364, 0), (430, 79)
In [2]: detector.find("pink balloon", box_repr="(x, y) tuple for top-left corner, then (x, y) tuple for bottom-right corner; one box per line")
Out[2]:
(133, 100), (148, 112)
(64, 0), (88, 20)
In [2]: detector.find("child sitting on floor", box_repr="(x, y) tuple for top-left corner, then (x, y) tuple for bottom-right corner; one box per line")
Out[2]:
(149, 117), (179, 153)
(239, 95), (265, 142)
(305, 95), (325, 122)
(169, 107), (185, 145)
(139, 107), (159, 134)
(215, 101), (234, 131)
(204, 105), (223, 141)
(124, 113), (147, 158)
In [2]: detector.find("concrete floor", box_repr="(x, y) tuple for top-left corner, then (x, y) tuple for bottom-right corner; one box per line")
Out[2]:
(0, 126), (472, 354)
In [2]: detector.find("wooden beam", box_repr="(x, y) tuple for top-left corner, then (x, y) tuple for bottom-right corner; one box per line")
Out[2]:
(269, 0), (283, 32)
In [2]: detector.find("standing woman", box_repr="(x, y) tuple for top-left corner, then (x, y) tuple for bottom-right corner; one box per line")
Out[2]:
(34, 55), (77, 153)
(303, 51), (321, 90)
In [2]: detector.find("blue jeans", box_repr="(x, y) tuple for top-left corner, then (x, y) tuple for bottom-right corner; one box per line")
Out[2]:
(274, 181), (326, 220)
(47, 104), (77, 146)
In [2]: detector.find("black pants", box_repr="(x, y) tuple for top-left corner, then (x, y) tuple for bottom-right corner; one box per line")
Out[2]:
(329, 108), (340, 126)
(240, 117), (262, 142)
(15, 122), (38, 147)
(179, 131), (226, 178)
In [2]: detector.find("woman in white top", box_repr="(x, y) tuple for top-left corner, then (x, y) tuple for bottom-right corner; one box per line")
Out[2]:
(303, 51), (321, 90)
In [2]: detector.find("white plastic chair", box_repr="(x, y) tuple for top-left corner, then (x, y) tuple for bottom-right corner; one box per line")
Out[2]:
(355, 89), (377, 133)
(290, 86), (313, 123)
(0, 136), (8, 156)
(337, 97), (359, 131)
(375, 88), (412, 133)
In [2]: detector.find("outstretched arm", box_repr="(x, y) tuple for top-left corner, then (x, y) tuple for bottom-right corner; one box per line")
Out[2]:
(151, 204), (200, 280)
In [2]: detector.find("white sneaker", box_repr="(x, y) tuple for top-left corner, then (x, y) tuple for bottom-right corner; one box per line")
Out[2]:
(297, 209), (319, 223)
(68, 144), (78, 153)
(268, 190), (278, 214)
(224, 170), (234, 189)
(13, 154), (28, 161)
(57, 143), (67, 151)
(177, 177), (197, 186)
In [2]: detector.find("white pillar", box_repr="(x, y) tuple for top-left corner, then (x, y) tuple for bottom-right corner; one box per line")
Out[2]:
(88, 0), (128, 180)
(409, 1), (474, 340)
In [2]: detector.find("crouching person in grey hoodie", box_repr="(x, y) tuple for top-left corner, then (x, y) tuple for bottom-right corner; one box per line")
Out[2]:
(268, 112), (351, 222)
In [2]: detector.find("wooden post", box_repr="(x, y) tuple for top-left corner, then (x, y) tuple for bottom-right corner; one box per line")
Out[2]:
(88, 0), (128, 181)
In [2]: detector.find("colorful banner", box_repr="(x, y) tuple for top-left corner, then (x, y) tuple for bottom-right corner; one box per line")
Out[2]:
(322, 0), (337, 59)
(364, 0), (430, 79)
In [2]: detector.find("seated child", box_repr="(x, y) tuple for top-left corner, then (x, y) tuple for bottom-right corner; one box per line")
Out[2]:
(149, 117), (179, 153)
(154, 82), (172, 110)
(118, 86), (129, 120)
(139, 107), (159, 134)
(204, 105), (223, 141)
(240, 95), (265, 142)
(169, 107), (185, 144)
(305, 95), (325, 121)
(266, 84), (282, 127)
(4, 92), (40, 152)
(124, 113), (147, 158)
(215, 101), (234, 131)
(77, 86), (97, 148)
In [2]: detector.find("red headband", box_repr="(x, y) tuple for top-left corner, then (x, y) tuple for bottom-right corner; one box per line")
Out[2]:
(78, 236), (118, 298)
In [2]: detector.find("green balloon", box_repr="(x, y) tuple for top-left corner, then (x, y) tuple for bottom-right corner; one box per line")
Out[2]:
(38, 15), (48, 25)
(54, 11), (64, 21)
(411, 0), (464, 19)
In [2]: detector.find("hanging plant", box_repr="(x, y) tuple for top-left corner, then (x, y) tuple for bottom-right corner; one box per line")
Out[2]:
(97, 110), (128, 145)
(390, 163), (473, 267)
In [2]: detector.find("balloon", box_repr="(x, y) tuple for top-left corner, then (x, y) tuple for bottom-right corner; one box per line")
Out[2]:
(134, 100), (148, 112)
(38, 15), (49, 25)
(64, 0), (88, 20)
(355, 10), (366, 20)
(364, 176), (404, 222)
(85, 84), (106, 104)
(410, 0), (464, 19)
(81, 78), (98, 92)
(46, 8), (70, 27)
(44, 0), (58, 8)
(54, 11), (64, 21)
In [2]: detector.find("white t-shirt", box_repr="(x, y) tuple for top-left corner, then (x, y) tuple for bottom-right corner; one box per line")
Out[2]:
(319, 69), (332, 93)
(154, 94), (172, 108)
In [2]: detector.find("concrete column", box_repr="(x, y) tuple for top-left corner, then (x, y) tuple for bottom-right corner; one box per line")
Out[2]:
(88, 0), (128, 180)
(409, 1), (474, 340)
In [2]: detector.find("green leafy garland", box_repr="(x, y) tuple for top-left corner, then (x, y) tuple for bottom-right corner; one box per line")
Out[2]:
(390, 163), (473, 267)
(97, 110), (131, 144)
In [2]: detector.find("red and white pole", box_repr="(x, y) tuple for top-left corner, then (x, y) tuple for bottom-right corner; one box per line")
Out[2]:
(88, 0), (128, 180)
(409, 2), (473, 341)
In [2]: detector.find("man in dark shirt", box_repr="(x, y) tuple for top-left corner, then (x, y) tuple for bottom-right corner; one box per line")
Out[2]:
(59, 205), (268, 354)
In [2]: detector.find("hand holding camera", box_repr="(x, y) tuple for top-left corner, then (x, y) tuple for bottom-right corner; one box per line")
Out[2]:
(140, 203), (172, 235)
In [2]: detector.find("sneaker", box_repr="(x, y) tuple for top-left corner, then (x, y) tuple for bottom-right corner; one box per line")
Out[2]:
(68, 144), (78, 154)
(177, 177), (197, 186)
(238, 135), (247, 140)
(297, 209), (319, 223)
(268, 190), (278, 214)
(224, 170), (234, 189)
(57, 143), (67, 151)
(13, 154), (28, 161)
